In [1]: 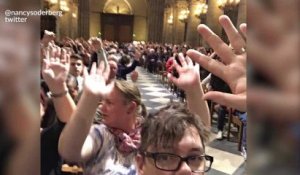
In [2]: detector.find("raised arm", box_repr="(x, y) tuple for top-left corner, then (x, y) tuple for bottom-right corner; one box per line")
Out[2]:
(119, 51), (141, 75)
(168, 53), (211, 127)
(42, 49), (76, 123)
(58, 62), (112, 162)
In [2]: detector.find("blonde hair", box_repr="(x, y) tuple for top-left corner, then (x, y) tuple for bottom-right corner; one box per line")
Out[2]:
(114, 80), (144, 117)
(107, 54), (118, 64)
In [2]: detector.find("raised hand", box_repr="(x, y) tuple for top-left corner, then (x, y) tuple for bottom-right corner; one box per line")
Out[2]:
(168, 53), (211, 126)
(42, 50), (70, 94)
(89, 37), (102, 52)
(187, 15), (246, 111)
(41, 30), (55, 47)
(167, 53), (200, 92)
(83, 61), (112, 98)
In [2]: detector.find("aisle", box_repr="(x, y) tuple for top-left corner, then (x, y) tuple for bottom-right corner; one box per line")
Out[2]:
(131, 67), (178, 114)
(131, 67), (245, 175)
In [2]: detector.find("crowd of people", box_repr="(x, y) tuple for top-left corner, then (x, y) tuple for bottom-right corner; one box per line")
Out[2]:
(1, 0), (299, 174)
(40, 14), (247, 175)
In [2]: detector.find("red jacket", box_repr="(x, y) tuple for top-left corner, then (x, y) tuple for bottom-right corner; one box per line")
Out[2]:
(166, 57), (174, 73)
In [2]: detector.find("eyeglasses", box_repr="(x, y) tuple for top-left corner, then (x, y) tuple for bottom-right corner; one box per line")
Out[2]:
(70, 62), (82, 66)
(142, 152), (213, 173)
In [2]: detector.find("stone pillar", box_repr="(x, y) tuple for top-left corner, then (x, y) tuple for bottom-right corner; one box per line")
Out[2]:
(72, 5), (78, 38)
(78, 0), (90, 39)
(60, 11), (70, 38)
(204, 0), (223, 47)
(162, 7), (168, 43)
(172, 5), (180, 44)
(167, 9), (174, 44)
(162, 7), (173, 44)
(237, 0), (246, 26)
(186, 0), (201, 47)
(174, 0), (188, 44)
(147, 0), (165, 43)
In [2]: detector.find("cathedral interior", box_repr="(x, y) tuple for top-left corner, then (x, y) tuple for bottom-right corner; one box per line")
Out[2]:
(39, 0), (247, 174)
(41, 0), (246, 47)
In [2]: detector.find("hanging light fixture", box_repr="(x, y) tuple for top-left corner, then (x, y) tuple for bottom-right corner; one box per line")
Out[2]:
(167, 14), (173, 24)
(195, 2), (208, 18)
(60, 0), (70, 12)
(218, 0), (240, 10)
(178, 8), (189, 22)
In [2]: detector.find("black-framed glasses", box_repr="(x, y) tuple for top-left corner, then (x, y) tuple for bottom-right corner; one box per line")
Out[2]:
(142, 152), (213, 173)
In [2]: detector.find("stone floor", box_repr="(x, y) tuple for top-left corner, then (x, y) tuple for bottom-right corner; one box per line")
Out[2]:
(130, 67), (246, 175)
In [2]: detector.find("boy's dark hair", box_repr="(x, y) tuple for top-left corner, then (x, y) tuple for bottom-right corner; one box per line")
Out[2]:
(119, 55), (130, 66)
(140, 102), (210, 152)
(70, 54), (82, 61)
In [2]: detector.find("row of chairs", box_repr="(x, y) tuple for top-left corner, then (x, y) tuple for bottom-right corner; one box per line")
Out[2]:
(227, 108), (245, 151)
(157, 69), (186, 102)
(210, 103), (245, 151)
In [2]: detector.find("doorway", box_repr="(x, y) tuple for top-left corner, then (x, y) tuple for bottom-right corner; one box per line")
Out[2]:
(101, 13), (134, 43)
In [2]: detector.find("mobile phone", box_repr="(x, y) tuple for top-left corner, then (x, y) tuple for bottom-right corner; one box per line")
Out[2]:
(97, 39), (108, 70)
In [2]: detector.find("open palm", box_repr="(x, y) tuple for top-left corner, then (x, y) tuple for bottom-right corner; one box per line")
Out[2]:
(83, 62), (112, 98)
(168, 54), (201, 92)
(42, 53), (70, 92)
(187, 15), (247, 111)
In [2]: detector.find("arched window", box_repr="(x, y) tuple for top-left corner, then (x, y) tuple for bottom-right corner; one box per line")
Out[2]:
(103, 0), (133, 15)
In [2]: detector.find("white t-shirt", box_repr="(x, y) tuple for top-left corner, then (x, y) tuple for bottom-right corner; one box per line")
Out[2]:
(83, 124), (137, 175)
(76, 76), (84, 92)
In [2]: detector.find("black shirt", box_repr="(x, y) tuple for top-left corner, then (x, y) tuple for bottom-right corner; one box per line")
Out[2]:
(41, 121), (65, 175)
(210, 74), (231, 93)
(117, 60), (139, 80)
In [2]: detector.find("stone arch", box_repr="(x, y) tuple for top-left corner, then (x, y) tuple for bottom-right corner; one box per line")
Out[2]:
(103, 0), (133, 15)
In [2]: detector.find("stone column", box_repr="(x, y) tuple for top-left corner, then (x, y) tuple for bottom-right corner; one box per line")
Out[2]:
(162, 7), (173, 44)
(186, 0), (201, 47)
(172, 5), (180, 44)
(162, 7), (168, 43)
(72, 4), (78, 38)
(78, 0), (90, 39)
(174, 0), (188, 44)
(167, 9), (174, 44)
(147, 0), (165, 43)
(162, 0), (173, 43)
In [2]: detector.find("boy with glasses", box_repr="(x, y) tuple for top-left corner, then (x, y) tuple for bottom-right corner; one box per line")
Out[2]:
(136, 102), (213, 175)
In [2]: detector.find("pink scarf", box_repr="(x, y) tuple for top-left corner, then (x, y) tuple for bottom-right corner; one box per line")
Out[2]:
(108, 125), (141, 154)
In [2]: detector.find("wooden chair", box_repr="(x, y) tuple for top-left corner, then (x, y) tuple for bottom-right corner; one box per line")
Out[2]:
(61, 164), (83, 174)
(227, 108), (244, 151)
(208, 101), (216, 125)
(157, 61), (167, 85)
(160, 71), (168, 85)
